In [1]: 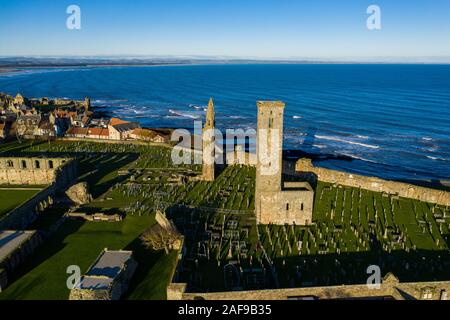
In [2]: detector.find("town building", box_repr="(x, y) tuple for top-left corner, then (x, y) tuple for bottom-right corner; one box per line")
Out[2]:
(65, 127), (110, 140)
(129, 128), (167, 143)
(108, 118), (140, 140)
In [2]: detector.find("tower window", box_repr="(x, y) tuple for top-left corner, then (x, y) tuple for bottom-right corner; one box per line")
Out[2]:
(301, 203), (304, 211)
(7, 160), (14, 168)
(269, 118), (273, 128)
(48, 160), (54, 169)
(35, 160), (40, 169)
(21, 160), (27, 169)
(286, 203), (289, 211)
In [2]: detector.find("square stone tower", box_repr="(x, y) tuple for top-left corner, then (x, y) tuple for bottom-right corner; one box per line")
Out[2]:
(255, 101), (285, 191)
(202, 98), (215, 181)
(255, 101), (314, 225)
(255, 101), (285, 221)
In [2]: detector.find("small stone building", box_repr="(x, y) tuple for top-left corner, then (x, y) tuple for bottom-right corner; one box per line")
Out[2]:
(69, 249), (137, 300)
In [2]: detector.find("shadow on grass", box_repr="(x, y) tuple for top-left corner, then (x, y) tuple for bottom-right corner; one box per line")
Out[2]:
(123, 236), (178, 300)
(270, 248), (450, 290)
(76, 153), (139, 198)
(4, 220), (85, 287)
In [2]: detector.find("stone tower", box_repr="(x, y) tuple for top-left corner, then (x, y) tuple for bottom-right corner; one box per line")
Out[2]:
(84, 97), (91, 111)
(255, 101), (285, 220)
(255, 101), (314, 225)
(202, 98), (215, 181)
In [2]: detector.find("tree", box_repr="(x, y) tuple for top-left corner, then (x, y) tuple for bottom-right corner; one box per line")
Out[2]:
(140, 211), (181, 254)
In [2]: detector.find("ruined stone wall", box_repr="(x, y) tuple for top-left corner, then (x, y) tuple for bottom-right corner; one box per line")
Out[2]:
(0, 159), (77, 229)
(0, 157), (74, 186)
(296, 159), (450, 206)
(0, 231), (42, 273)
(0, 185), (55, 229)
(0, 269), (7, 292)
(68, 288), (110, 300)
(170, 280), (450, 300)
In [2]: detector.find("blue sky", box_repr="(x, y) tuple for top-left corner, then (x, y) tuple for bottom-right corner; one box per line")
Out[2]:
(1, 0), (450, 61)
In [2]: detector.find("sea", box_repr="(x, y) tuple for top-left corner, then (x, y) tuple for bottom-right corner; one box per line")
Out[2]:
(1, 64), (449, 182)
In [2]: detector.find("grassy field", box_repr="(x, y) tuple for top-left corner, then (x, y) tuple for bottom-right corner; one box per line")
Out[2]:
(0, 188), (42, 218)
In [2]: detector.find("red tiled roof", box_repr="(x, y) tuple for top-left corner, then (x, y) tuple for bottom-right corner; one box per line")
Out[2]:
(109, 117), (129, 126)
(87, 127), (109, 137)
(66, 127), (89, 135)
(67, 126), (109, 137)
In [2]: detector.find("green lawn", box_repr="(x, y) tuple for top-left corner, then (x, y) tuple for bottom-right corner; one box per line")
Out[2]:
(0, 189), (42, 218)
(0, 214), (177, 300)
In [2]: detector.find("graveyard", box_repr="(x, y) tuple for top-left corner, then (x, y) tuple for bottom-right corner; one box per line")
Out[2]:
(169, 181), (450, 292)
(0, 140), (448, 297)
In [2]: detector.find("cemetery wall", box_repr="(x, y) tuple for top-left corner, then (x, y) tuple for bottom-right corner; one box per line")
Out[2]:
(169, 279), (450, 300)
(296, 158), (450, 206)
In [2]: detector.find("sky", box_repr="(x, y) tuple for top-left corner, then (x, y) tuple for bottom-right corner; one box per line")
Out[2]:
(1, 0), (450, 61)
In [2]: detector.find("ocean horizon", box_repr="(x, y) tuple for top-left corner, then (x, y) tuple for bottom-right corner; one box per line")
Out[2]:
(1, 63), (449, 183)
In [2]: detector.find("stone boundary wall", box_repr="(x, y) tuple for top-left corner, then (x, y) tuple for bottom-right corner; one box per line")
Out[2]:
(166, 236), (187, 300)
(295, 159), (450, 206)
(168, 275), (450, 300)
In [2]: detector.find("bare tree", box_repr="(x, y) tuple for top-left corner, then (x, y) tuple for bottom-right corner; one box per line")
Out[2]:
(140, 211), (181, 254)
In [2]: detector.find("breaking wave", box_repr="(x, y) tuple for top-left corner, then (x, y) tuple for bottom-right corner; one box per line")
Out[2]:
(340, 153), (379, 164)
(315, 135), (380, 149)
(168, 109), (201, 119)
(426, 155), (449, 162)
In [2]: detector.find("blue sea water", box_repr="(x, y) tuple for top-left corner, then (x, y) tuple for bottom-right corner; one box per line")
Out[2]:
(1, 64), (449, 182)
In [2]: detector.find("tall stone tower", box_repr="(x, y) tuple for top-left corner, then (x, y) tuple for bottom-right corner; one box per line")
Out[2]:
(255, 101), (314, 225)
(202, 98), (215, 181)
(84, 97), (91, 111)
(255, 101), (285, 220)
